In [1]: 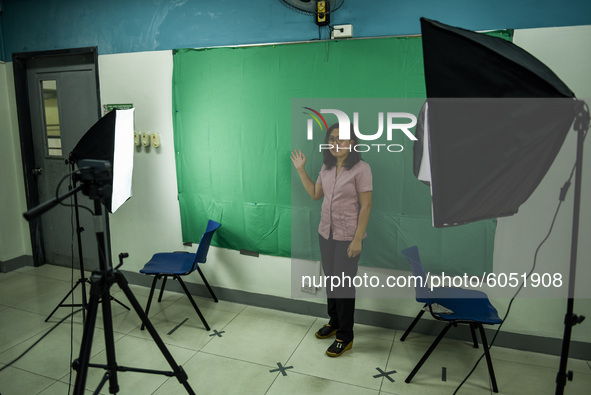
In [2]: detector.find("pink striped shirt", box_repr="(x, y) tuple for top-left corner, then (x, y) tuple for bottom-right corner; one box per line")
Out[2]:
(316, 161), (373, 241)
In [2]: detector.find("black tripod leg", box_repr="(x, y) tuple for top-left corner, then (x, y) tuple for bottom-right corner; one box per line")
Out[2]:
(101, 285), (120, 394)
(73, 277), (102, 395)
(114, 271), (195, 395)
(80, 278), (89, 323)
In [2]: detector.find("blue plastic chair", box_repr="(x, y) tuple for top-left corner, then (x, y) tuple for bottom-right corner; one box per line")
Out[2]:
(400, 246), (502, 393)
(140, 220), (221, 331)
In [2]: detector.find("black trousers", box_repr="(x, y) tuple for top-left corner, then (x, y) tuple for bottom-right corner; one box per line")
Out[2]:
(318, 233), (360, 343)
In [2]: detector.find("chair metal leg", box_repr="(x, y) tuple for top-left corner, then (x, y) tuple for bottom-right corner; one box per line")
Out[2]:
(406, 322), (453, 383)
(158, 277), (167, 302)
(400, 307), (426, 342)
(175, 275), (210, 331)
(141, 275), (160, 331)
(196, 266), (218, 302)
(469, 323), (479, 348)
(477, 324), (499, 393)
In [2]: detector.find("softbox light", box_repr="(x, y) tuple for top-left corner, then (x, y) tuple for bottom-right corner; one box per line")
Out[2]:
(415, 18), (578, 227)
(70, 108), (135, 213)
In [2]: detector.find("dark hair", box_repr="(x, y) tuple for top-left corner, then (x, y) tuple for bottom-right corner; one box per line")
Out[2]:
(323, 123), (362, 170)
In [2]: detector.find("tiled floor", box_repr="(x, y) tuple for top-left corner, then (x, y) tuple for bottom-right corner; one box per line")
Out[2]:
(1, 264), (590, 394)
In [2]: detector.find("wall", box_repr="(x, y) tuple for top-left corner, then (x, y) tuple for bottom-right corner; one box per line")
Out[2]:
(96, 25), (591, 346)
(0, 61), (31, 263)
(1, 0), (591, 60)
(493, 26), (591, 340)
(1, 0), (590, 348)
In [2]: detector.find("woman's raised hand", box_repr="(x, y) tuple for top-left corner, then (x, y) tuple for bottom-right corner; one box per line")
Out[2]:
(290, 150), (306, 171)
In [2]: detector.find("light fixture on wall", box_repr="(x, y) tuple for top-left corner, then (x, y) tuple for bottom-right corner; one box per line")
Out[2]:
(279, 0), (344, 27)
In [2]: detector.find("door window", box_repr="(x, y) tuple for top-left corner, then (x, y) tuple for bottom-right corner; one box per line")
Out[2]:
(41, 80), (62, 157)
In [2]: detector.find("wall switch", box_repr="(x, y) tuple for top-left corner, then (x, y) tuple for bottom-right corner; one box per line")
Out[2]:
(332, 24), (353, 39)
(134, 131), (141, 146)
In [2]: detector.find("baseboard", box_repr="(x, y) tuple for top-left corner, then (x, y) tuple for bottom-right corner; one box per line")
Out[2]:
(0, 255), (34, 273)
(121, 269), (591, 360)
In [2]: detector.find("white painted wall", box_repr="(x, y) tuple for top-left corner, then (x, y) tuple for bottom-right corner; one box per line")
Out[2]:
(98, 51), (295, 299)
(494, 25), (591, 340)
(0, 62), (31, 262)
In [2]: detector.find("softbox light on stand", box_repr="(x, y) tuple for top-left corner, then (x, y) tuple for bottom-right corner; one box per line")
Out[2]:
(415, 18), (588, 395)
(70, 108), (135, 213)
(415, 18), (577, 228)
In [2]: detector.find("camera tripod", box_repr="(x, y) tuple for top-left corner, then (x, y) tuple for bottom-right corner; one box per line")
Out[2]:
(24, 161), (195, 394)
(72, 249), (194, 394)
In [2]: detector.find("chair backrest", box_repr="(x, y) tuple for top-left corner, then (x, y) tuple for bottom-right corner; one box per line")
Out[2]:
(194, 220), (221, 267)
(401, 246), (432, 303)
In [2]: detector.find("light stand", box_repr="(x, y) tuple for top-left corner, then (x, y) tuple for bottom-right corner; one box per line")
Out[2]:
(415, 18), (589, 394)
(555, 101), (588, 395)
(44, 159), (129, 324)
(24, 161), (195, 395)
(42, 160), (90, 323)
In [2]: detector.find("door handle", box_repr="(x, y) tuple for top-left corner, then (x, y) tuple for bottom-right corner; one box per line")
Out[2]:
(32, 167), (43, 175)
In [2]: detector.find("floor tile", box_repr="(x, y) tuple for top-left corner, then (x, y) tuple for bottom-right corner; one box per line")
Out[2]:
(80, 334), (197, 394)
(126, 297), (239, 350)
(2, 263), (589, 395)
(287, 325), (394, 391)
(492, 358), (591, 395)
(153, 352), (277, 395)
(381, 339), (497, 394)
(0, 321), (123, 380)
(0, 307), (50, 354)
(240, 305), (317, 326)
(16, 264), (90, 282)
(0, 270), (23, 284)
(394, 327), (484, 358)
(490, 344), (591, 375)
(38, 380), (97, 395)
(0, 365), (57, 394)
(345, 319), (397, 342)
(188, 295), (248, 315)
(0, 272), (68, 307)
(12, 279), (88, 317)
(201, 313), (310, 366)
(266, 370), (381, 395)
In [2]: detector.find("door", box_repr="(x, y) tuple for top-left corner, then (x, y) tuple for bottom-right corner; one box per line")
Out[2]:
(15, 49), (101, 269)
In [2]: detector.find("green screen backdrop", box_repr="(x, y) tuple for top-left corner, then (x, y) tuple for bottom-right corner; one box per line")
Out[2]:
(172, 34), (508, 274)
